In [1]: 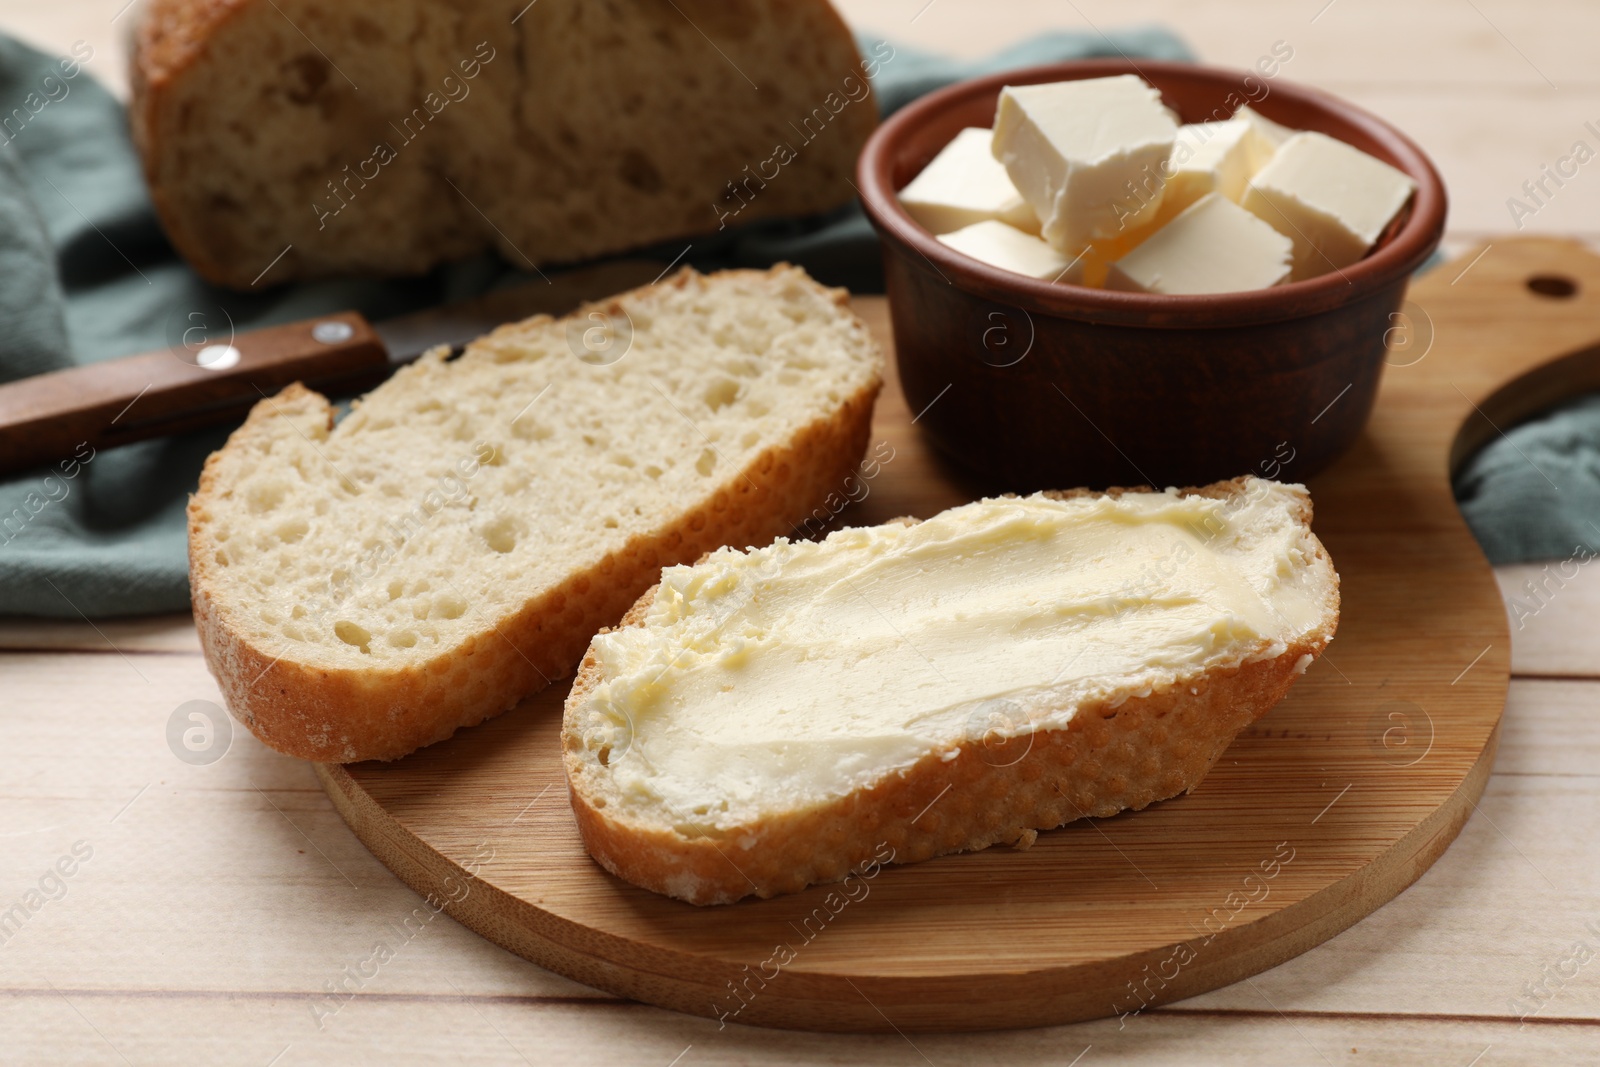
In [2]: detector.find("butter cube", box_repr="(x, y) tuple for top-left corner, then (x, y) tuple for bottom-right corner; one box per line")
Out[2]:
(1164, 120), (1261, 215)
(992, 75), (1177, 253)
(937, 219), (1076, 281)
(899, 127), (1040, 235)
(1057, 223), (1161, 287)
(1241, 131), (1416, 280)
(1234, 105), (1296, 170)
(1106, 193), (1292, 295)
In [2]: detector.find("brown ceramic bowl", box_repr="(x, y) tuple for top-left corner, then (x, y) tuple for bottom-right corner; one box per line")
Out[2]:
(857, 59), (1447, 491)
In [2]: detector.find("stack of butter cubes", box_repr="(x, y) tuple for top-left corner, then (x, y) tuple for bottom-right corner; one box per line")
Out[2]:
(899, 74), (1417, 295)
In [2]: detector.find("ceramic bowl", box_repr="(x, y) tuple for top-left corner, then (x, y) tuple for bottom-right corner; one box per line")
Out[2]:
(856, 59), (1447, 490)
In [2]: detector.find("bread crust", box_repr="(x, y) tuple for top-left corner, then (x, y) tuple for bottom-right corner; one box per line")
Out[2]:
(131, 0), (876, 288)
(129, 0), (253, 285)
(188, 270), (883, 763)
(562, 478), (1340, 905)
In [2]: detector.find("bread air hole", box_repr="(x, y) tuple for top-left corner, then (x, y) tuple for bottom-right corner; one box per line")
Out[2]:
(334, 620), (372, 654)
(695, 449), (717, 477)
(703, 377), (739, 411)
(480, 516), (519, 554)
(247, 479), (289, 514)
(512, 419), (553, 442)
(275, 518), (309, 543)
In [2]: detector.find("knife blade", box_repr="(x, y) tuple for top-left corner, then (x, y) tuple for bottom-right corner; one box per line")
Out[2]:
(0, 258), (667, 480)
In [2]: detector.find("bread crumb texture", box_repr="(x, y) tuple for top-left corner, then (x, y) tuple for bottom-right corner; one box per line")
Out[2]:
(188, 266), (883, 762)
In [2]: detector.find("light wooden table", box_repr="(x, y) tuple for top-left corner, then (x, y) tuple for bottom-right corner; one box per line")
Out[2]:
(3, 2), (1598, 1064)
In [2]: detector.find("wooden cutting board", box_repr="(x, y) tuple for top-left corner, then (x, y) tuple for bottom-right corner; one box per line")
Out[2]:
(318, 237), (1597, 1033)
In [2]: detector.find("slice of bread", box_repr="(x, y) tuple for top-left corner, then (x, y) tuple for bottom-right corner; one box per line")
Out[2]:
(131, 0), (879, 289)
(563, 477), (1339, 905)
(189, 265), (883, 762)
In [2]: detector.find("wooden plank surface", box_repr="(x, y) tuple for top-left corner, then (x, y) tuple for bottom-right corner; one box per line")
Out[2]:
(3, 0), (1599, 1062)
(1, 648), (1595, 1063)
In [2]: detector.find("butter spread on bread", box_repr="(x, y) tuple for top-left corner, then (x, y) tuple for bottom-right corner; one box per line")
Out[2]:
(564, 476), (1338, 904)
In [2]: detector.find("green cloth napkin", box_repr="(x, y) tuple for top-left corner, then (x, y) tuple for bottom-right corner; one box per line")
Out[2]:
(0, 27), (1584, 617)
(1454, 395), (1600, 563)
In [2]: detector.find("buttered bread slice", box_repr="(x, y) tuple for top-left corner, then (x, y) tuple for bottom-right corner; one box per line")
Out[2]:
(563, 476), (1338, 904)
(189, 266), (882, 763)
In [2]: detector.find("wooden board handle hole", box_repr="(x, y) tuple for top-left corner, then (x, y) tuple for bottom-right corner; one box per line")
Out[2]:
(1527, 274), (1579, 298)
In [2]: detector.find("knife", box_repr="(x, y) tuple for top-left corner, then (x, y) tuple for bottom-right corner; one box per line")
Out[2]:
(0, 258), (667, 479)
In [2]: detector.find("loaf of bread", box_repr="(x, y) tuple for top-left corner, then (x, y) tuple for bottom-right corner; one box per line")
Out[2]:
(132, 0), (881, 288)
(188, 265), (883, 762)
(563, 477), (1339, 904)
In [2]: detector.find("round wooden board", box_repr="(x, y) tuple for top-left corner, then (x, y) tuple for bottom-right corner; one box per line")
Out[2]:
(319, 238), (1600, 1032)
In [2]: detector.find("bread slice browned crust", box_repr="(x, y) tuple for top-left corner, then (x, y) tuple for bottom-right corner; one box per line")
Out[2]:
(130, 0), (879, 288)
(188, 265), (883, 763)
(562, 478), (1340, 905)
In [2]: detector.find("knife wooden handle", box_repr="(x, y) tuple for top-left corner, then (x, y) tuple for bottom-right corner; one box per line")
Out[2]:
(0, 312), (390, 479)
